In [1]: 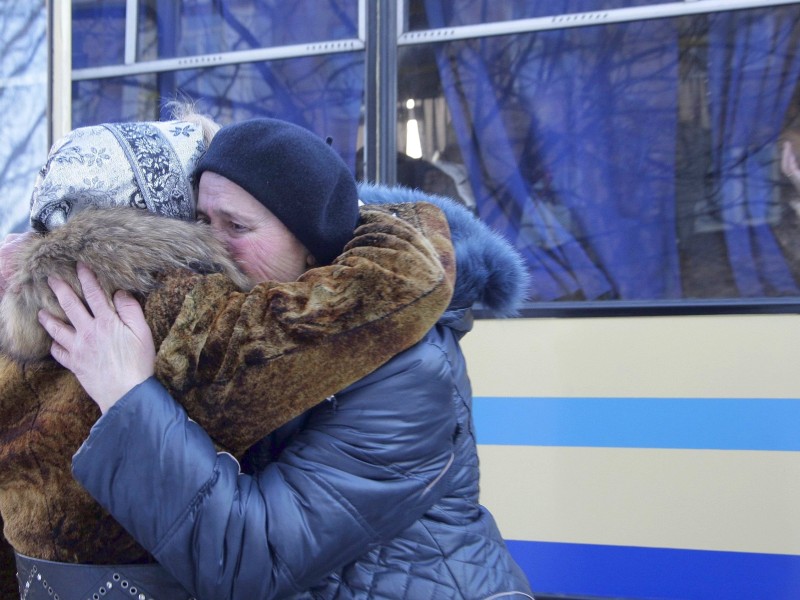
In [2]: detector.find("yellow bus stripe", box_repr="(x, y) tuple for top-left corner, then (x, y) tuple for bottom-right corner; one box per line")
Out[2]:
(478, 445), (800, 556)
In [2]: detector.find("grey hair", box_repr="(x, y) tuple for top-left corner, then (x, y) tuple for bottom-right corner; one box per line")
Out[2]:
(164, 99), (221, 145)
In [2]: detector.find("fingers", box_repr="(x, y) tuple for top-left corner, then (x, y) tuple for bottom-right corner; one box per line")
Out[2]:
(45, 262), (125, 346)
(112, 289), (140, 317)
(112, 290), (151, 345)
(77, 262), (115, 319)
(37, 309), (76, 368)
(47, 273), (93, 330)
(48, 339), (72, 370)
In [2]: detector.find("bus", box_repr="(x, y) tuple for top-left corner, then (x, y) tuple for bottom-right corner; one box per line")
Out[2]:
(1, 1), (798, 598)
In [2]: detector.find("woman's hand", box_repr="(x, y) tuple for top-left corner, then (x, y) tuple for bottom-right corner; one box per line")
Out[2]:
(37, 262), (156, 414)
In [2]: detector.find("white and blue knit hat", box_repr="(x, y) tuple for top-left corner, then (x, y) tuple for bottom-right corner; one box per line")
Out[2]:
(29, 120), (207, 232)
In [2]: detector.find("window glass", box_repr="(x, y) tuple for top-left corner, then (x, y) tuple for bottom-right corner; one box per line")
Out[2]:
(397, 6), (800, 303)
(137, 0), (359, 61)
(72, 0), (126, 69)
(72, 75), (161, 124)
(72, 53), (365, 174)
(0, 1), (47, 235)
(406, 0), (674, 30)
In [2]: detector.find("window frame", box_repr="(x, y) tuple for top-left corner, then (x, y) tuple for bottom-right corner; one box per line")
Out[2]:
(399, 0), (800, 318)
(71, 0), (367, 79)
(51, 0), (800, 317)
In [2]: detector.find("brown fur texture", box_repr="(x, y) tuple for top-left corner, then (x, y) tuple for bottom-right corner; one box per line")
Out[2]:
(0, 206), (251, 362)
(0, 202), (454, 581)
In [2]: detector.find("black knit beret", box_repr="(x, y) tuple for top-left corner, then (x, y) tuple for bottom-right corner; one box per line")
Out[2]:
(196, 118), (359, 265)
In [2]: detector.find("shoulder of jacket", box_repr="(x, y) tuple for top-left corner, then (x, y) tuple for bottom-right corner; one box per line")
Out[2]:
(337, 327), (454, 394)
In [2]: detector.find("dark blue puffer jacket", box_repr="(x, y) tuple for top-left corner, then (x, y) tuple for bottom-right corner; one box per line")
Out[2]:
(72, 185), (533, 599)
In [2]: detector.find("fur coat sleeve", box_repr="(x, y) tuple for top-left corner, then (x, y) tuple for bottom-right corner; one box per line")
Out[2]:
(146, 202), (455, 455)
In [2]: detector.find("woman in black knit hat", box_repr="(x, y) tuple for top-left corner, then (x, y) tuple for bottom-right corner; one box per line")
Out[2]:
(38, 117), (533, 599)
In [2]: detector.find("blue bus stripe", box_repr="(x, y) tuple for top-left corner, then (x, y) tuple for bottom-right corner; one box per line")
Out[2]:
(473, 397), (800, 450)
(506, 539), (800, 600)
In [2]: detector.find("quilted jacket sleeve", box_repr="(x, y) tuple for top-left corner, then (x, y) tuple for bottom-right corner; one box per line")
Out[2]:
(72, 330), (457, 600)
(146, 202), (454, 456)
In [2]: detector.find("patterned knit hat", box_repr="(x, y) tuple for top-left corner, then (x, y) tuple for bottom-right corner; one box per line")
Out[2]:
(195, 118), (359, 266)
(29, 120), (207, 232)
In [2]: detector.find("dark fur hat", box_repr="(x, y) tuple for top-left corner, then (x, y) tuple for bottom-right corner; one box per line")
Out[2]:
(196, 118), (359, 265)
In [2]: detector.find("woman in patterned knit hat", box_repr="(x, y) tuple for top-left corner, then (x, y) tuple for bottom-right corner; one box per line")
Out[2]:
(0, 111), (456, 599)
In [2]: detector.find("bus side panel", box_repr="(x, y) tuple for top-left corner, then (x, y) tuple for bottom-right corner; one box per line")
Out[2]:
(463, 315), (800, 600)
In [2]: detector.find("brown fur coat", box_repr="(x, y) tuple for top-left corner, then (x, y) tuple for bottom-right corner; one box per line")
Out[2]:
(0, 202), (454, 592)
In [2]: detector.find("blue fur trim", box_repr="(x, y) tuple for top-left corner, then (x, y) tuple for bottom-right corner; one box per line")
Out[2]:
(358, 183), (530, 316)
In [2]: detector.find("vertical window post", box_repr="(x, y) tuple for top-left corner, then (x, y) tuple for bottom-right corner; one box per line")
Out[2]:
(49, 0), (72, 143)
(364, 0), (396, 184)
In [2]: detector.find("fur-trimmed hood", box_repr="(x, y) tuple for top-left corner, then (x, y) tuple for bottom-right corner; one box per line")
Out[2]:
(358, 183), (529, 318)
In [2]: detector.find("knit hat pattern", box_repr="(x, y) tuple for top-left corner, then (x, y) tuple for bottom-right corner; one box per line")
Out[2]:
(30, 120), (206, 231)
(196, 118), (359, 265)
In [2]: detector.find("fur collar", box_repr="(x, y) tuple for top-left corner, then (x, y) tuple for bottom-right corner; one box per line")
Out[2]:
(358, 183), (529, 316)
(0, 207), (249, 362)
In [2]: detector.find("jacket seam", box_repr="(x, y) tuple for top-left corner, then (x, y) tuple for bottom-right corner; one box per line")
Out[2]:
(151, 457), (222, 557)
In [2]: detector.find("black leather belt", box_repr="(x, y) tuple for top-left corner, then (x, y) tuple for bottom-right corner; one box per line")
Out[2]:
(15, 553), (194, 600)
